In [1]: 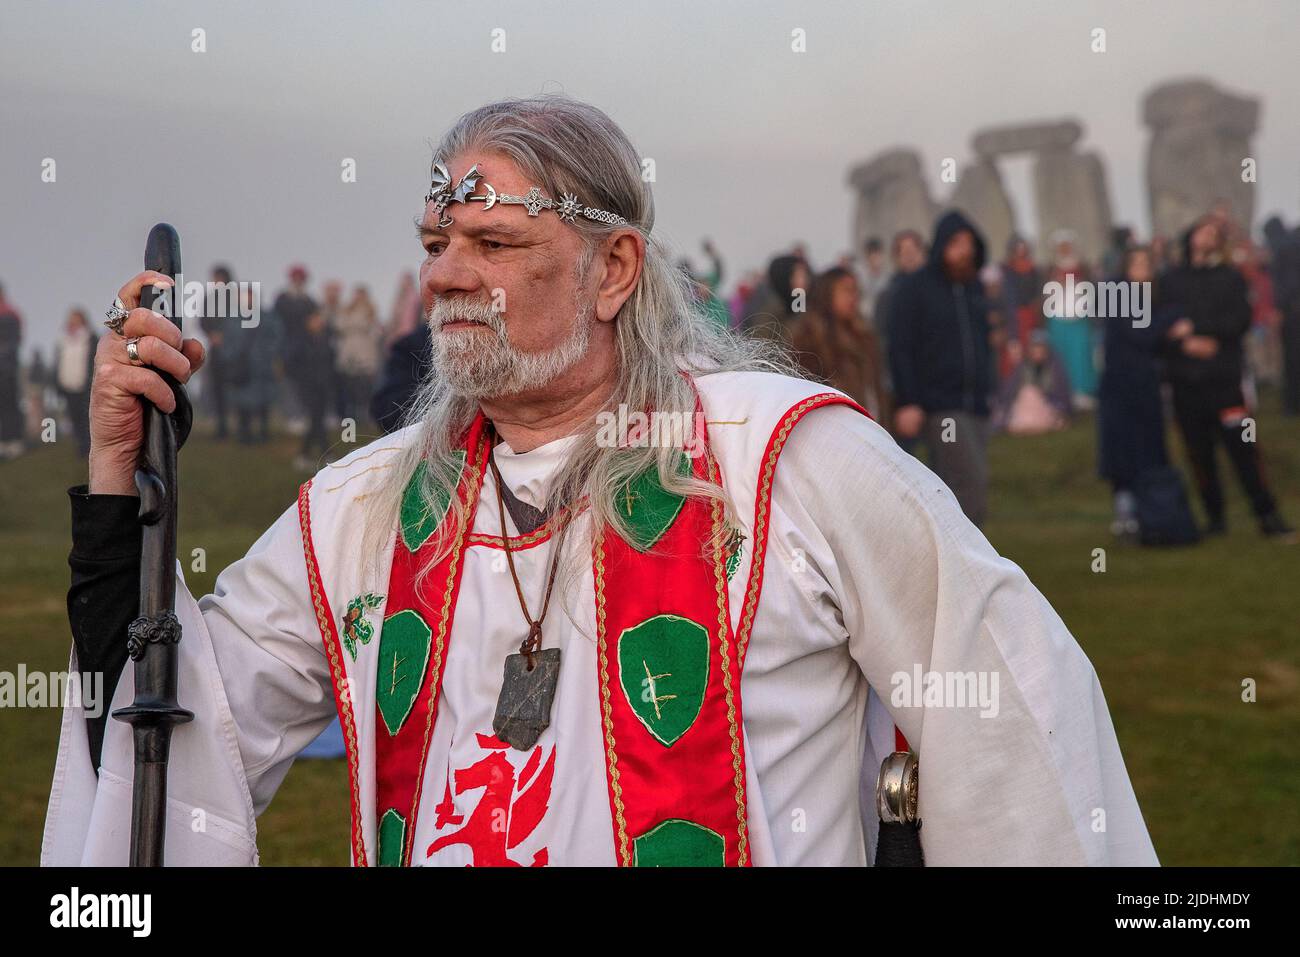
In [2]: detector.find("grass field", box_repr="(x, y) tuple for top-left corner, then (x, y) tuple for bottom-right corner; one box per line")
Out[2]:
(1, 401), (1297, 866)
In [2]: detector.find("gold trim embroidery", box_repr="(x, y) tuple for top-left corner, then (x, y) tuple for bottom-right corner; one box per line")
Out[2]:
(706, 450), (749, 865)
(593, 531), (631, 865)
(736, 394), (841, 671)
(298, 481), (368, 867)
(467, 526), (553, 549)
(465, 497), (590, 549)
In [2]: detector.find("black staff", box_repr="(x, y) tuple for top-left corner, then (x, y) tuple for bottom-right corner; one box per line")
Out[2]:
(111, 223), (195, 867)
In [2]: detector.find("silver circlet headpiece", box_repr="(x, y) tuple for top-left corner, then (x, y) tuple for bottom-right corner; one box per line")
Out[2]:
(425, 162), (629, 229)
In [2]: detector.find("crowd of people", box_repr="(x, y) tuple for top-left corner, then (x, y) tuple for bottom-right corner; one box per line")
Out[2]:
(1, 200), (1296, 543)
(0, 266), (411, 471)
(726, 203), (1297, 543)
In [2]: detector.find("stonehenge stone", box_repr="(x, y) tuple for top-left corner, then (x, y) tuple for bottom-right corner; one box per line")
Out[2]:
(973, 120), (1083, 159)
(844, 77), (1261, 267)
(950, 159), (1015, 259)
(847, 149), (938, 252)
(1144, 78), (1259, 240)
(1035, 148), (1114, 266)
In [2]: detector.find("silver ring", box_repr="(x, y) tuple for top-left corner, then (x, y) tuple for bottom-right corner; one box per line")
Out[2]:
(125, 337), (143, 365)
(105, 297), (130, 337)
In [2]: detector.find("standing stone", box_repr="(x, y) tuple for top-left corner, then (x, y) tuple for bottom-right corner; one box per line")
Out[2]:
(950, 159), (1015, 262)
(1035, 148), (1114, 267)
(847, 149), (938, 252)
(973, 120), (1082, 160)
(967, 119), (1112, 264)
(1144, 78), (1259, 241)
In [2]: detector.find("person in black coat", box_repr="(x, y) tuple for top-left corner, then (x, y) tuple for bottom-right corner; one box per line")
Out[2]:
(371, 320), (432, 434)
(1096, 246), (1179, 536)
(294, 307), (336, 469)
(202, 264), (235, 438)
(886, 210), (994, 526)
(1263, 216), (1300, 417)
(1161, 217), (1294, 540)
(0, 283), (23, 457)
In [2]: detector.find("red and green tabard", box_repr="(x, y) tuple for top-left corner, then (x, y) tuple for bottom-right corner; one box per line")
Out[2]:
(366, 408), (748, 866)
(298, 388), (869, 866)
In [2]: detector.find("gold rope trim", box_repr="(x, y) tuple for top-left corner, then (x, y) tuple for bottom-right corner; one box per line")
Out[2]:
(298, 481), (368, 867)
(706, 450), (749, 865)
(593, 532), (630, 865)
(467, 525), (553, 549)
(465, 496), (589, 549)
(736, 394), (841, 671)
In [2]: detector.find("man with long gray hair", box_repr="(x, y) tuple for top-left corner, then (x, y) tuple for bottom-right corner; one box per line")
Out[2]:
(47, 95), (1155, 867)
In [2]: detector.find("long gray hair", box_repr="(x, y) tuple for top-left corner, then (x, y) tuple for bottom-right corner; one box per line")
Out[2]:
(368, 94), (793, 599)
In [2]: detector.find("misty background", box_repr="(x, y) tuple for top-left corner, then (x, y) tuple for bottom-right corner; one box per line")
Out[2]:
(3, 0), (1299, 356)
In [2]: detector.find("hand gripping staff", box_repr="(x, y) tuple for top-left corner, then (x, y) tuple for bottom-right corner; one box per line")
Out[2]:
(111, 223), (195, 867)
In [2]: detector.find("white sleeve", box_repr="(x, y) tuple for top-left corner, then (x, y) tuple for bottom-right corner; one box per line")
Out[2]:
(195, 500), (337, 813)
(43, 501), (335, 865)
(773, 405), (1159, 865)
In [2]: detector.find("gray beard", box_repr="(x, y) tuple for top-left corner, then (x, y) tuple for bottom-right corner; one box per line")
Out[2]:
(429, 297), (592, 398)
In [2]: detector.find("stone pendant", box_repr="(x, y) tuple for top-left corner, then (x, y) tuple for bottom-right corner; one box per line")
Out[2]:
(492, 648), (561, 750)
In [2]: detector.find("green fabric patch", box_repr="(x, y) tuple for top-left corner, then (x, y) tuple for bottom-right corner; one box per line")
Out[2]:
(618, 613), (709, 747)
(341, 592), (384, 661)
(400, 452), (466, 553)
(616, 452), (690, 552)
(376, 608), (433, 736)
(633, 818), (725, 867)
(377, 808), (407, 867)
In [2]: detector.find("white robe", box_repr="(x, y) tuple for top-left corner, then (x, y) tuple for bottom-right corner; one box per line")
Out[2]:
(43, 370), (1158, 866)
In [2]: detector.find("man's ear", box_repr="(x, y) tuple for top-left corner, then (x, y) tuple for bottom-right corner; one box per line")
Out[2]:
(594, 230), (645, 323)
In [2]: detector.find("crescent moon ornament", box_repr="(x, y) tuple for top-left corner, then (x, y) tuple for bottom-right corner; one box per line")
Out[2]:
(483, 184), (497, 209)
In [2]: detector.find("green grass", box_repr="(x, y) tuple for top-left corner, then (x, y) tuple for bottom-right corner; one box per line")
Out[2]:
(1, 401), (1297, 866)
(0, 432), (353, 866)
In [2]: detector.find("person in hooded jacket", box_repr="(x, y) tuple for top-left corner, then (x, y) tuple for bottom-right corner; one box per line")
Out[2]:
(1162, 216), (1295, 541)
(886, 210), (994, 527)
(742, 253), (809, 350)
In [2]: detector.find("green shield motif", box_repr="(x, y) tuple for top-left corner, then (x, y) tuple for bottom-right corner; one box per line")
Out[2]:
(376, 608), (433, 736)
(617, 613), (709, 747)
(617, 452), (690, 552)
(377, 808), (407, 867)
(633, 818), (725, 867)
(400, 452), (466, 553)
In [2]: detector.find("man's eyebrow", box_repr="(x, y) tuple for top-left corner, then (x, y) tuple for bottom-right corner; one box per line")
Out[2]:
(413, 217), (535, 242)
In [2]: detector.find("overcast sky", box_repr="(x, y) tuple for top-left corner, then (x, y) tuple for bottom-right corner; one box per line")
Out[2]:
(3, 0), (1298, 356)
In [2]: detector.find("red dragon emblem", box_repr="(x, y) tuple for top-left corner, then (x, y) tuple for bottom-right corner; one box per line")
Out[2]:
(426, 733), (556, 866)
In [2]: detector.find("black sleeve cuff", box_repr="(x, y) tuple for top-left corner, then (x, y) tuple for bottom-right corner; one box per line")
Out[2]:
(67, 485), (143, 774)
(69, 485), (142, 561)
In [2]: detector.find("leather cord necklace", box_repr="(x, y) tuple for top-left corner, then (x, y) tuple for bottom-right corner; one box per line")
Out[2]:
(489, 447), (567, 667)
(487, 432), (569, 749)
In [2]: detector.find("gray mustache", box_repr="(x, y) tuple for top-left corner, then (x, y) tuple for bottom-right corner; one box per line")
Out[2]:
(429, 299), (501, 329)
